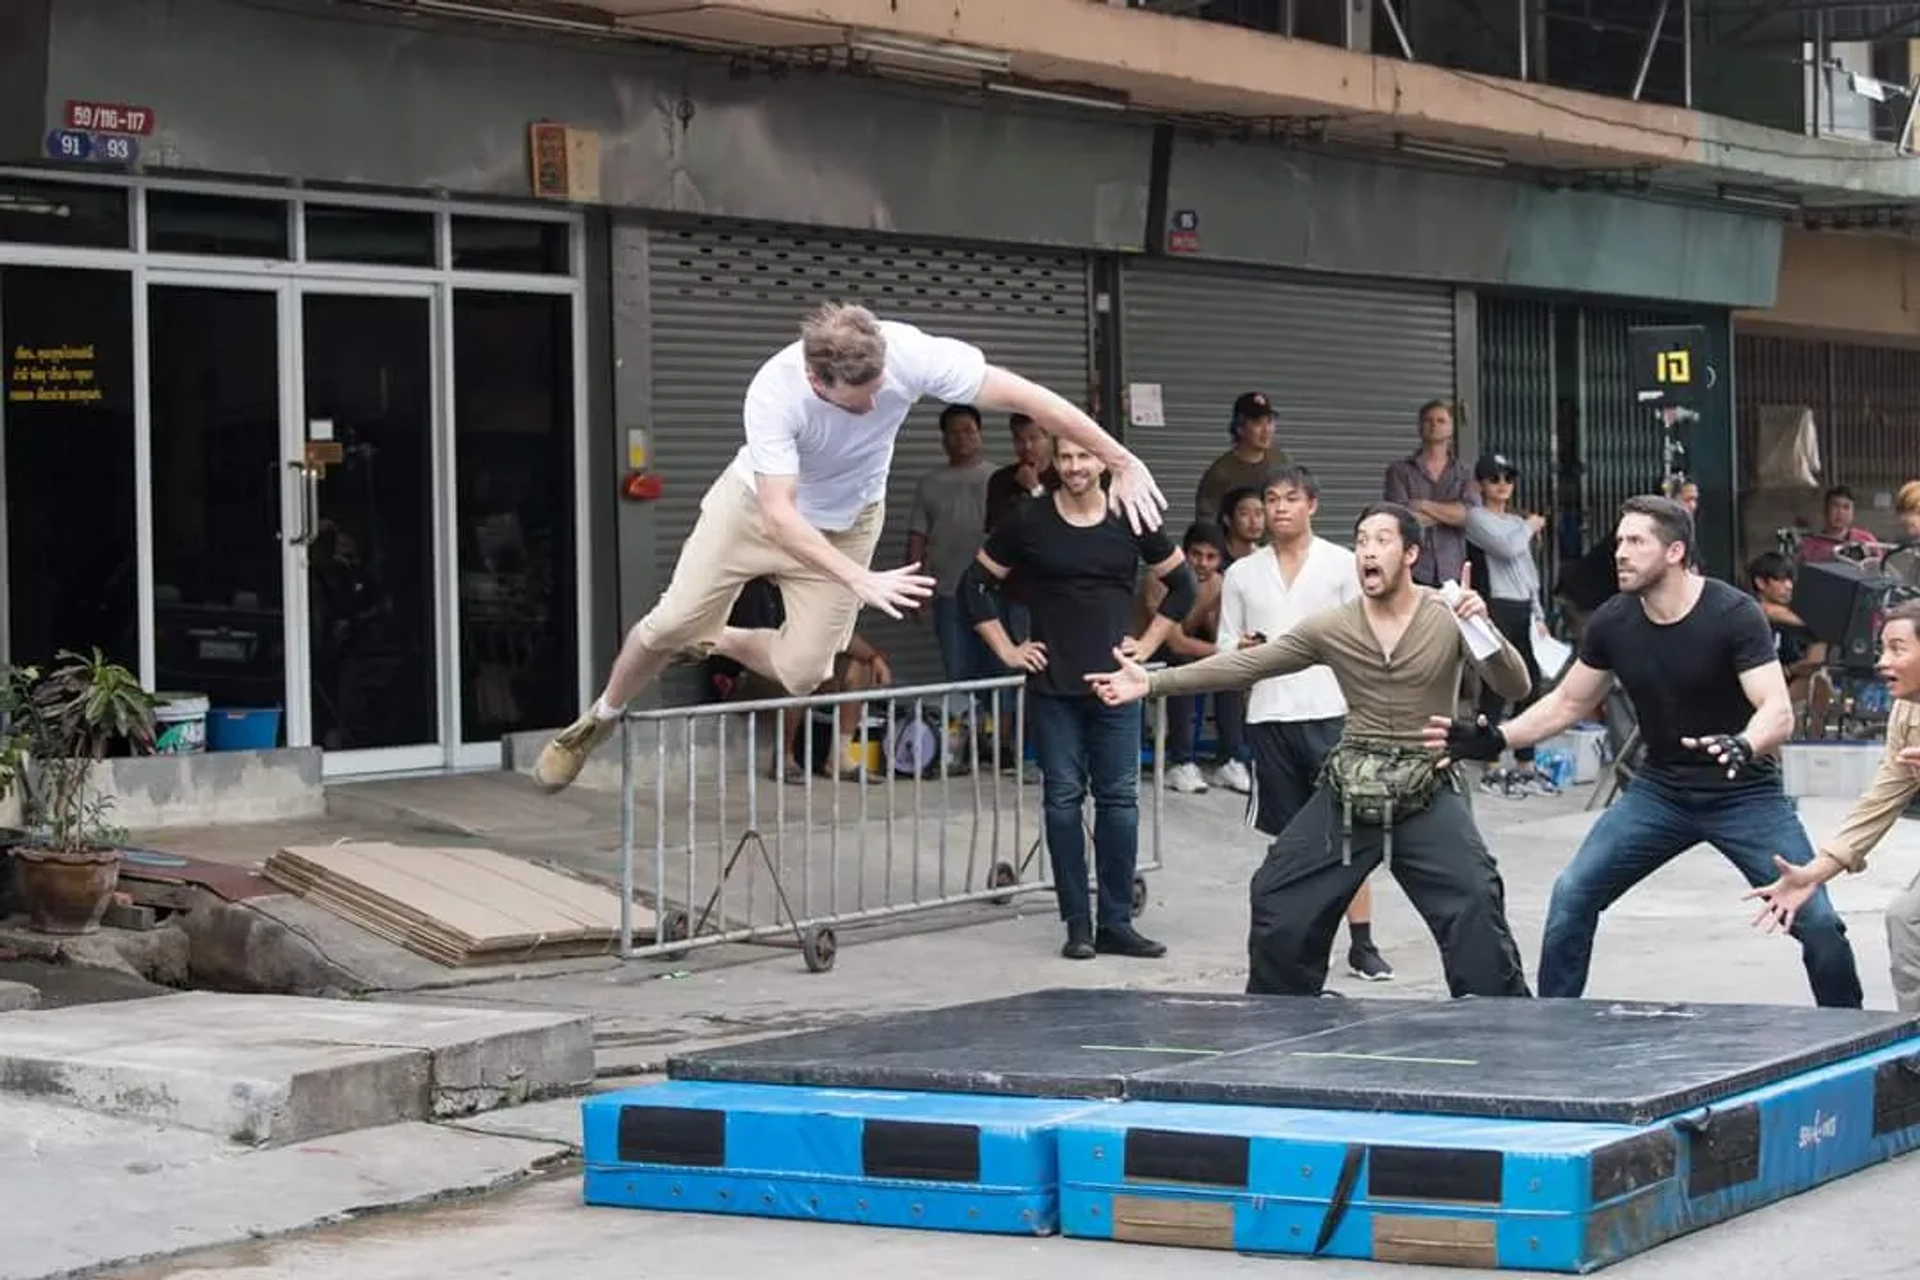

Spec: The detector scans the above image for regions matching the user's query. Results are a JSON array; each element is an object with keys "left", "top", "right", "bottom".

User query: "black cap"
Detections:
[
  {"left": 1232, "top": 391, "right": 1274, "bottom": 423},
  {"left": 1475, "top": 452, "right": 1518, "bottom": 482}
]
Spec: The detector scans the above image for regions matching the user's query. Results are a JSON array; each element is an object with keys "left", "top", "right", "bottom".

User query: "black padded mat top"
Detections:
[
  {"left": 1131, "top": 997, "right": 1920, "bottom": 1124},
  {"left": 667, "top": 988, "right": 1428, "bottom": 1099},
  {"left": 669, "top": 989, "right": 1920, "bottom": 1124}
]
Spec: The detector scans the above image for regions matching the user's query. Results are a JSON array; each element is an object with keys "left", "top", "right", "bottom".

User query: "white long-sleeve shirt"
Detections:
[{"left": 1218, "top": 536, "right": 1357, "bottom": 725}]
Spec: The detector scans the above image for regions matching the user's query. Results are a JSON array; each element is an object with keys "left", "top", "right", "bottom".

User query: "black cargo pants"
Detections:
[{"left": 1245, "top": 782, "right": 1533, "bottom": 999}]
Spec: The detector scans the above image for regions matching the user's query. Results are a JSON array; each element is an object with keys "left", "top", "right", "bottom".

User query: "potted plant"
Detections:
[{"left": 0, "top": 648, "right": 157, "bottom": 934}]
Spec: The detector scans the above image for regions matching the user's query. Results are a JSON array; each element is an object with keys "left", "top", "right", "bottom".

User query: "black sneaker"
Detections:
[
  {"left": 1348, "top": 940, "right": 1394, "bottom": 982},
  {"left": 1095, "top": 924, "right": 1168, "bottom": 959},
  {"left": 1062, "top": 921, "right": 1096, "bottom": 960}
]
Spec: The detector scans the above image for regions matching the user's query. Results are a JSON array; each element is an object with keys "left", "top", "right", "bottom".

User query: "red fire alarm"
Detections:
[{"left": 623, "top": 471, "right": 662, "bottom": 501}]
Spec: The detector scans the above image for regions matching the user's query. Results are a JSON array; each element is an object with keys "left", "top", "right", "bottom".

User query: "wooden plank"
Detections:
[
  {"left": 413, "top": 845, "right": 656, "bottom": 932},
  {"left": 275, "top": 843, "right": 599, "bottom": 946},
  {"left": 260, "top": 839, "right": 661, "bottom": 968}
]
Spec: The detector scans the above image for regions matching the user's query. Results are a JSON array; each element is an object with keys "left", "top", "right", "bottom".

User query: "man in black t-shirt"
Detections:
[
  {"left": 1431, "top": 494, "right": 1864, "bottom": 1009},
  {"left": 961, "top": 435, "right": 1195, "bottom": 961}
]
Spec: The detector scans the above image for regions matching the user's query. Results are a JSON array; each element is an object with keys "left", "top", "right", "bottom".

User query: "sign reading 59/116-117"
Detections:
[
  {"left": 44, "top": 99, "right": 156, "bottom": 170},
  {"left": 1627, "top": 323, "right": 1711, "bottom": 411}
]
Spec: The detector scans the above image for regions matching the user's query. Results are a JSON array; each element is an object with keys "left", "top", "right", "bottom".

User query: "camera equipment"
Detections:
[{"left": 1792, "top": 558, "right": 1920, "bottom": 670}]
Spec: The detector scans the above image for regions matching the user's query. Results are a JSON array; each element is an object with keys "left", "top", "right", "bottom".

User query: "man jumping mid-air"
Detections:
[{"left": 534, "top": 302, "right": 1166, "bottom": 792}]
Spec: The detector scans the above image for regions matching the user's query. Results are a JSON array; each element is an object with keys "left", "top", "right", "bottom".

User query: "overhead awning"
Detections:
[{"left": 365, "top": 0, "right": 1920, "bottom": 216}]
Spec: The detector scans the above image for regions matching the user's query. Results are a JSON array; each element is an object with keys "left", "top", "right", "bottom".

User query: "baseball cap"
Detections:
[
  {"left": 1233, "top": 391, "right": 1274, "bottom": 423},
  {"left": 1475, "top": 452, "right": 1518, "bottom": 481}
]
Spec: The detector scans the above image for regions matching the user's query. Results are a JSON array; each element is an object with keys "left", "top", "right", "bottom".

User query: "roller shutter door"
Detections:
[
  {"left": 1120, "top": 259, "right": 1457, "bottom": 539},
  {"left": 1477, "top": 295, "right": 1559, "bottom": 589},
  {"left": 646, "top": 219, "right": 1092, "bottom": 701},
  {"left": 1477, "top": 296, "right": 1558, "bottom": 518}
]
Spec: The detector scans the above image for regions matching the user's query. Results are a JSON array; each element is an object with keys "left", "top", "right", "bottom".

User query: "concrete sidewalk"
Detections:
[
  {"left": 3, "top": 1098, "right": 572, "bottom": 1280},
  {"left": 15, "top": 770, "right": 1920, "bottom": 1280},
  {"left": 386, "top": 780, "right": 1920, "bottom": 1075},
  {"left": 0, "top": 992, "right": 595, "bottom": 1280}
]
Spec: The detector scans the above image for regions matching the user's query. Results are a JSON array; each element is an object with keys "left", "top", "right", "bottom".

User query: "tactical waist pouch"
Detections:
[{"left": 1321, "top": 737, "right": 1444, "bottom": 863}]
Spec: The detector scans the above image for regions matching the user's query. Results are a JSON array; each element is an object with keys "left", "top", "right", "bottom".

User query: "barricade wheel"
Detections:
[
  {"left": 659, "top": 909, "right": 690, "bottom": 943},
  {"left": 1131, "top": 875, "right": 1148, "bottom": 919},
  {"left": 655, "top": 908, "right": 691, "bottom": 962},
  {"left": 801, "top": 925, "right": 837, "bottom": 973},
  {"left": 988, "top": 860, "right": 1018, "bottom": 904}
]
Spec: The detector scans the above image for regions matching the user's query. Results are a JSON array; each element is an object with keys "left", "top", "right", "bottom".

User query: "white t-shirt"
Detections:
[
  {"left": 1218, "top": 536, "right": 1358, "bottom": 725},
  {"left": 727, "top": 320, "right": 990, "bottom": 530}
]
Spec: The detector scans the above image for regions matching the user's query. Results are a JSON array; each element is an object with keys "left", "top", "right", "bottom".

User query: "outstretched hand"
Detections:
[
  {"left": 1744, "top": 854, "right": 1824, "bottom": 934},
  {"left": 854, "top": 563, "right": 937, "bottom": 619},
  {"left": 1106, "top": 454, "right": 1168, "bottom": 535},
  {"left": 1085, "top": 646, "right": 1152, "bottom": 707}
]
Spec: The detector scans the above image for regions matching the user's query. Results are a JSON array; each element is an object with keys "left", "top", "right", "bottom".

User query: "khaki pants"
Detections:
[
  {"left": 636, "top": 473, "right": 884, "bottom": 695},
  {"left": 1887, "top": 873, "right": 1920, "bottom": 1011}
]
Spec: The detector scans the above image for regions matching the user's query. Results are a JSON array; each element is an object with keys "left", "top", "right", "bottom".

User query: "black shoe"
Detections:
[
  {"left": 1062, "top": 921, "right": 1096, "bottom": 960},
  {"left": 1348, "top": 939, "right": 1395, "bottom": 982},
  {"left": 1095, "top": 924, "right": 1167, "bottom": 959}
]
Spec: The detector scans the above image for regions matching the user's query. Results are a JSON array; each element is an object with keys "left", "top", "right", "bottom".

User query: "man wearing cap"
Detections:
[
  {"left": 1383, "top": 400, "right": 1480, "bottom": 590},
  {"left": 1463, "top": 452, "right": 1556, "bottom": 796},
  {"left": 1195, "top": 392, "right": 1289, "bottom": 528}
]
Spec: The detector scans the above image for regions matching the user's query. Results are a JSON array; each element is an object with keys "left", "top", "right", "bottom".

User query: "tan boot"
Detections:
[{"left": 533, "top": 710, "right": 617, "bottom": 793}]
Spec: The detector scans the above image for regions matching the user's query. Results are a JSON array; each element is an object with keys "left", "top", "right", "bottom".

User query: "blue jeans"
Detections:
[
  {"left": 931, "top": 595, "right": 1000, "bottom": 685},
  {"left": 1029, "top": 692, "right": 1142, "bottom": 931},
  {"left": 1539, "top": 770, "right": 1863, "bottom": 1008},
  {"left": 933, "top": 594, "right": 1025, "bottom": 760}
]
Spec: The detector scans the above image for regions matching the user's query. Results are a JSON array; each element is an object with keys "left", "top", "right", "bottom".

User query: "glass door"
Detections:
[
  {"left": 297, "top": 286, "right": 444, "bottom": 775},
  {"left": 146, "top": 276, "right": 295, "bottom": 744}
]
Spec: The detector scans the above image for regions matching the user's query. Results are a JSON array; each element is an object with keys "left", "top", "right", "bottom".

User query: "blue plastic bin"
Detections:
[{"left": 206, "top": 707, "right": 282, "bottom": 751}]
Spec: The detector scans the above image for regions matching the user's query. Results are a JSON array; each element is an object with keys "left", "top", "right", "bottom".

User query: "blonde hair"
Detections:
[
  {"left": 800, "top": 303, "right": 886, "bottom": 387},
  {"left": 1898, "top": 480, "right": 1920, "bottom": 517}
]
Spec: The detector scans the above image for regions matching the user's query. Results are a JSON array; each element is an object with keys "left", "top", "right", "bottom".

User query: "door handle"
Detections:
[
  {"left": 285, "top": 460, "right": 315, "bottom": 546},
  {"left": 304, "top": 462, "right": 321, "bottom": 548}
]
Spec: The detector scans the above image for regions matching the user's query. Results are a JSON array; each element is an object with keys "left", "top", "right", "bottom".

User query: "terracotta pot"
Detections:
[
  {"left": 11, "top": 845, "right": 121, "bottom": 935},
  {"left": 0, "top": 828, "right": 24, "bottom": 918}
]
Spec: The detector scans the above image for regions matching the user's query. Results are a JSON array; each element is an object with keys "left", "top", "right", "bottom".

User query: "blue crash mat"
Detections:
[
  {"left": 1057, "top": 1035, "right": 1920, "bottom": 1273},
  {"left": 582, "top": 1079, "right": 1111, "bottom": 1236}
]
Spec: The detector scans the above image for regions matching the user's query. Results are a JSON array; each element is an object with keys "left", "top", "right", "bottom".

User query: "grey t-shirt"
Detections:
[
  {"left": 908, "top": 460, "right": 995, "bottom": 596},
  {"left": 1463, "top": 508, "right": 1541, "bottom": 604}
]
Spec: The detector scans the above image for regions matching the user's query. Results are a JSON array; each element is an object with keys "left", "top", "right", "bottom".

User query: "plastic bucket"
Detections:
[
  {"left": 206, "top": 706, "right": 283, "bottom": 752},
  {"left": 152, "top": 692, "right": 210, "bottom": 755}
]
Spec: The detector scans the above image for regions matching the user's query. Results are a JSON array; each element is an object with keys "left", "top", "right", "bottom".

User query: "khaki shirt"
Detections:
[
  {"left": 1195, "top": 448, "right": 1289, "bottom": 527},
  {"left": 1818, "top": 698, "right": 1920, "bottom": 873},
  {"left": 1148, "top": 591, "right": 1530, "bottom": 748}
]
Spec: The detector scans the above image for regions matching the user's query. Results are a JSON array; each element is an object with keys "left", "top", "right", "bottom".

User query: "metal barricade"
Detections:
[{"left": 615, "top": 673, "right": 1167, "bottom": 972}]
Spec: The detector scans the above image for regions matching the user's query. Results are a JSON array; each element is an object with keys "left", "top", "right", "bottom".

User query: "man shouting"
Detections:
[{"left": 1089, "top": 503, "right": 1534, "bottom": 999}]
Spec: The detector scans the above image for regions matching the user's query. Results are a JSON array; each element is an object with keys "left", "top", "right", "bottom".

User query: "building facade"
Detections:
[
  {"left": 1, "top": 0, "right": 1910, "bottom": 777},
  {"left": 1733, "top": 227, "right": 1920, "bottom": 567}
]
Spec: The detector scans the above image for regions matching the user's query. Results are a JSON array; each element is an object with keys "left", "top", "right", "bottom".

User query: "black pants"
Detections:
[
  {"left": 1475, "top": 598, "right": 1544, "bottom": 764},
  {"left": 1247, "top": 717, "right": 1344, "bottom": 837},
  {"left": 1166, "top": 680, "right": 1246, "bottom": 766},
  {"left": 1245, "top": 784, "right": 1532, "bottom": 999}
]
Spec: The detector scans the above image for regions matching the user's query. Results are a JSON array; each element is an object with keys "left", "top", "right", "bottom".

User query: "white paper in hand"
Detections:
[{"left": 1440, "top": 580, "right": 1506, "bottom": 662}]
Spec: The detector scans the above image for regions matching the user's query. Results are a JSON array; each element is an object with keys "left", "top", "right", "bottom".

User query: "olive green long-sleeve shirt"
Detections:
[
  {"left": 1817, "top": 698, "right": 1920, "bottom": 874},
  {"left": 1147, "top": 590, "right": 1532, "bottom": 748}
]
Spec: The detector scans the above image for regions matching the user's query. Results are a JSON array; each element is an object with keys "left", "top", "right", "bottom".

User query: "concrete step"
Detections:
[
  {"left": 2, "top": 1094, "right": 570, "bottom": 1280},
  {"left": 0, "top": 990, "right": 594, "bottom": 1147}
]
